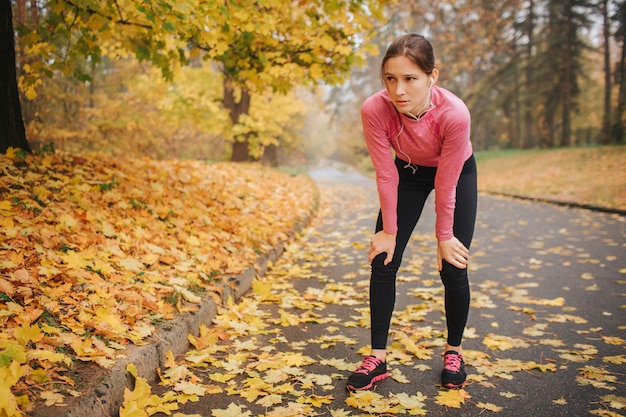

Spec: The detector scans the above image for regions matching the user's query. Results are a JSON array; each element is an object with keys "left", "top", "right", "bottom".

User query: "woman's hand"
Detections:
[
  {"left": 437, "top": 237, "right": 469, "bottom": 270},
  {"left": 368, "top": 231, "right": 397, "bottom": 265}
]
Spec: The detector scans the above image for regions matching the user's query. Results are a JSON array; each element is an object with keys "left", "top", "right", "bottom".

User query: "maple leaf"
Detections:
[
  {"left": 27, "top": 349, "right": 73, "bottom": 367},
  {"left": 392, "top": 392, "right": 427, "bottom": 413},
  {"left": 319, "top": 357, "right": 353, "bottom": 371},
  {"left": 345, "top": 390, "right": 383, "bottom": 409},
  {"left": 330, "top": 409, "right": 352, "bottom": 417},
  {"left": 589, "top": 410, "right": 624, "bottom": 417},
  {"left": 119, "top": 363, "right": 181, "bottom": 417},
  {"left": 209, "top": 372, "right": 238, "bottom": 383},
  {"left": 61, "top": 250, "right": 89, "bottom": 269},
  {"left": 211, "top": 403, "right": 251, "bottom": 417},
  {"left": 0, "top": 278, "right": 16, "bottom": 297},
  {"left": 603, "top": 355, "right": 626, "bottom": 364},
  {"left": 577, "top": 366, "right": 618, "bottom": 390},
  {"left": 296, "top": 394, "right": 334, "bottom": 407},
  {"left": 238, "top": 387, "right": 264, "bottom": 402},
  {"left": 0, "top": 361, "right": 25, "bottom": 417},
  {"left": 264, "top": 401, "right": 314, "bottom": 417},
  {"left": 398, "top": 335, "right": 434, "bottom": 360},
  {"left": 435, "top": 389, "right": 471, "bottom": 408},
  {"left": 0, "top": 342, "right": 27, "bottom": 366},
  {"left": 173, "top": 381, "right": 206, "bottom": 396},
  {"left": 482, "top": 334, "right": 531, "bottom": 350},
  {"left": 476, "top": 402, "right": 503, "bottom": 412},
  {"left": 297, "top": 372, "right": 333, "bottom": 388},
  {"left": 600, "top": 394, "right": 626, "bottom": 410},
  {"left": 40, "top": 390, "right": 65, "bottom": 407},
  {"left": 256, "top": 394, "right": 283, "bottom": 407},
  {"left": 252, "top": 280, "right": 274, "bottom": 300},
  {"left": 528, "top": 362, "right": 556, "bottom": 373},
  {"left": 602, "top": 336, "right": 626, "bottom": 346},
  {"left": 281, "top": 352, "right": 316, "bottom": 367},
  {"left": 390, "top": 368, "right": 410, "bottom": 384}
]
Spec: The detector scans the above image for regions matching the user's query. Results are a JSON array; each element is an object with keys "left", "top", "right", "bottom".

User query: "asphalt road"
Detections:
[{"left": 150, "top": 161, "right": 625, "bottom": 417}]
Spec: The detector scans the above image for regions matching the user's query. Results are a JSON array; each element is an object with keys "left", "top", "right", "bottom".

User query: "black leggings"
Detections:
[{"left": 370, "top": 155, "right": 477, "bottom": 349}]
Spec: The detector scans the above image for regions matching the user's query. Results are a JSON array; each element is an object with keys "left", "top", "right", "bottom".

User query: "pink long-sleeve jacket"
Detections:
[{"left": 361, "top": 86, "right": 473, "bottom": 241}]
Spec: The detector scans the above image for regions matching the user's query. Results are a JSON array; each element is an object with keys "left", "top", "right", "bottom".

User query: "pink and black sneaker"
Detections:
[
  {"left": 441, "top": 350, "right": 466, "bottom": 388},
  {"left": 346, "top": 355, "right": 389, "bottom": 391}
]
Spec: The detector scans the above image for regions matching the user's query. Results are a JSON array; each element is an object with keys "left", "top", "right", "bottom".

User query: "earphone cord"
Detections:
[
  {"left": 408, "top": 87, "right": 433, "bottom": 120},
  {"left": 395, "top": 85, "right": 434, "bottom": 174},
  {"left": 394, "top": 119, "right": 418, "bottom": 174}
]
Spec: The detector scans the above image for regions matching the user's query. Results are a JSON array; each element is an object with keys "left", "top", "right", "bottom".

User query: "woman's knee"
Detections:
[
  {"left": 439, "top": 262, "right": 469, "bottom": 290},
  {"left": 371, "top": 259, "right": 400, "bottom": 284}
]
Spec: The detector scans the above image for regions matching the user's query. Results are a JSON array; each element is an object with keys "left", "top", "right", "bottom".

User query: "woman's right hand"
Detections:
[{"left": 368, "top": 231, "right": 397, "bottom": 265}]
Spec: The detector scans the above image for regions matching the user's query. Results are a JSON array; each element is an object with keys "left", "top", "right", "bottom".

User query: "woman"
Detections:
[{"left": 346, "top": 33, "right": 477, "bottom": 391}]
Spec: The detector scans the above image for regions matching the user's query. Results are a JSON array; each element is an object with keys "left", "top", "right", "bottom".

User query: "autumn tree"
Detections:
[
  {"left": 4, "top": 0, "right": 388, "bottom": 161},
  {"left": 333, "top": 0, "right": 616, "bottom": 153},
  {"left": 186, "top": 0, "right": 388, "bottom": 162}
]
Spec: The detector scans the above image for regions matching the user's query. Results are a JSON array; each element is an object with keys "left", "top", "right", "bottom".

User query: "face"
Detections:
[{"left": 383, "top": 56, "right": 438, "bottom": 116}]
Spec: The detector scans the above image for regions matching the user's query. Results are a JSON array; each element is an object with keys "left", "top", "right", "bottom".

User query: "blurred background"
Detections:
[{"left": 6, "top": 0, "right": 624, "bottom": 172}]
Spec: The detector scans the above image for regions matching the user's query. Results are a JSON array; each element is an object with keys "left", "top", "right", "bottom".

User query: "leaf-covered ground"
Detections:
[
  {"left": 2, "top": 150, "right": 625, "bottom": 417},
  {"left": 0, "top": 150, "right": 317, "bottom": 416},
  {"left": 118, "top": 165, "right": 625, "bottom": 417},
  {"left": 476, "top": 145, "right": 626, "bottom": 212}
]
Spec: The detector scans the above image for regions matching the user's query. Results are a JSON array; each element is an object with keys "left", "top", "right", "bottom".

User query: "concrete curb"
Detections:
[
  {"left": 51, "top": 217, "right": 313, "bottom": 417},
  {"left": 484, "top": 191, "right": 626, "bottom": 216}
]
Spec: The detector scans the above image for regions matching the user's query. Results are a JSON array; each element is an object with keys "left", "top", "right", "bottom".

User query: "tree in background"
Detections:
[
  {"left": 600, "top": 0, "right": 613, "bottom": 145},
  {"left": 3, "top": 0, "right": 389, "bottom": 162},
  {"left": 540, "top": 0, "right": 592, "bottom": 147},
  {"left": 7, "top": 0, "right": 626, "bottom": 162},
  {"left": 327, "top": 0, "right": 626, "bottom": 164},
  {"left": 195, "top": 1, "right": 387, "bottom": 162},
  {"left": 524, "top": 0, "right": 537, "bottom": 149}
]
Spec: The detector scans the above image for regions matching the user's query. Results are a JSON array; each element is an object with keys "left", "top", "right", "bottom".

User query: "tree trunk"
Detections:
[
  {"left": 0, "top": 1, "right": 30, "bottom": 153},
  {"left": 511, "top": 30, "right": 521, "bottom": 149},
  {"left": 524, "top": 0, "right": 535, "bottom": 149},
  {"left": 29, "top": 0, "right": 37, "bottom": 22},
  {"left": 223, "top": 76, "right": 252, "bottom": 162},
  {"left": 611, "top": 0, "right": 626, "bottom": 143},
  {"left": 16, "top": 0, "right": 26, "bottom": 24},
  {"left": 561, "top": 0, "right": 573, "bottom": 147},
  {"left": 262, "top": 143, "right": 279, "bottom": 167},
  {"left": 601, "top": 0, "right": 612, "bottom": 145},
  {"left": 613, "top": 33, "right": 626, "bottom": 142}
]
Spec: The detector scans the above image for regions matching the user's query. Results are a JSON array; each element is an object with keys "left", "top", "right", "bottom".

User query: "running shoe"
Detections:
[
  {"left": 346, "top": 355, "right": 389, "bottom": 391},
  {"left": 441, "top": 350, "right": 466, "bottom": 388}
]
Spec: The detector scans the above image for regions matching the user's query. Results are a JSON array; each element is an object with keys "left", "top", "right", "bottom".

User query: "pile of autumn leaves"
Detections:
[{"left": 0, "top": 149, "right": 317, "bottom": 416}]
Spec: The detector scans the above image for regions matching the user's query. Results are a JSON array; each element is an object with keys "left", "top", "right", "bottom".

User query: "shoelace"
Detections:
[
  {"left": 355, "top": 356, "right": 381, "bottom": 374},
  {"left": 443, "top": 353, "right": 463, "bottom": 372}
]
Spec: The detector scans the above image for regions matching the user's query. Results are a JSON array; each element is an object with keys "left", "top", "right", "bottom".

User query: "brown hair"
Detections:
[{"left": 380, "top": 34, "right": 436, "bottom": 80}]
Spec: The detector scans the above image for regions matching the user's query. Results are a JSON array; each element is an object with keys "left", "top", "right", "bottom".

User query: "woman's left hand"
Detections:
[{"left": 437, "top": 237, "right": 469, "bottom": 270}]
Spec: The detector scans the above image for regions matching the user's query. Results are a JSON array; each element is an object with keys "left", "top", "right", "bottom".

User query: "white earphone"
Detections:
[{"left": 429, "top": 78, "right": 434, "bottom": 86}]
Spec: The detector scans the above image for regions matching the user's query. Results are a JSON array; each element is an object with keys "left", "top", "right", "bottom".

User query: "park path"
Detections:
[{"left": 150, "top": 161, "right": 626, "bottom": 417}]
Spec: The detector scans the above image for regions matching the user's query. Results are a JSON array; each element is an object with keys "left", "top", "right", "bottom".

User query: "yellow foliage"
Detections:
[
  {"left": 0, "top": 151, "right": 316, "bottom": 414},
  {"left": 0, "top": 361, "right": 26, "bottom": 417}
]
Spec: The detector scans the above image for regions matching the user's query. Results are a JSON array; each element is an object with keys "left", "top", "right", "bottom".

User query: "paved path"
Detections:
[{"left": 151, "top": 163, "right": 625, "bottom": 417}]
